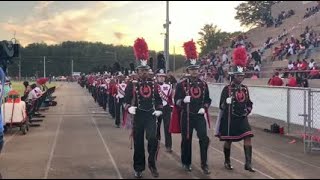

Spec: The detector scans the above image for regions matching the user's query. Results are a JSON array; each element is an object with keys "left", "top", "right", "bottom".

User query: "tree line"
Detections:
[{"left": 8, "top": 41, "right": 186, "bottom": 77}]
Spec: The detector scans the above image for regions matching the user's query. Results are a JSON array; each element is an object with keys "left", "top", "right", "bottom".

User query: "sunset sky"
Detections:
[{"left": 0, "top": 1, "right": 246, "bottom": 55}]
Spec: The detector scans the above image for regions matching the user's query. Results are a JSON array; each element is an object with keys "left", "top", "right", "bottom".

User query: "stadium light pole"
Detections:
[
  {"left": 44, "top": 56, "right": 46, "bottom": 78},
  {"left": 164, "top": 1, "right": 171, "bottom": 73}
]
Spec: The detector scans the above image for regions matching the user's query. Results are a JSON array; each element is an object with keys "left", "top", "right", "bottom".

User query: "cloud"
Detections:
[
  {"left": 1, "top": 2, "right": 112, "bottom": 46},
  {"left": 34, "top": 1, "right": 54, "bottom": 11},
  {"left": 33, "top": 1, "right": 54, "bottom": 20},
  {"left": 114, "top": 32, "right": 126, "bottom": 40},
  {"left": 101, "top": 1, "right": 131, "bottom": 8}
]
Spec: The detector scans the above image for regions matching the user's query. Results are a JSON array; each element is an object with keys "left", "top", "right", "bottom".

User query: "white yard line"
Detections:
[
  {"left": 92, "top": 117, "right": 123, "bottom": 179},
  {"left": 43, "top": 116, "right": 63, "bottom": 179},
  {"left": 193, "top": 137, "right": 275, "bottom": 179}
]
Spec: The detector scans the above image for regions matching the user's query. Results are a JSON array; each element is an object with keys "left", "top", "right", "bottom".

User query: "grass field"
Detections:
[{"left": 11, "top": 81, "right": 57, "bottom": 96}]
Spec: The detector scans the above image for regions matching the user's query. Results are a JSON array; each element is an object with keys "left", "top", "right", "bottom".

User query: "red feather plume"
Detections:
[
  {"left": 37, "top": 77, "right": 48, "bottom": 85},
  {"left": 183, "top": 40, "right": 198, "bottom": 60},
  {"left": 232, "top": 47, "right": 247, "bottom": 67},
  {"left": 133, "top": 38, "right": 149, "bottom": 61}
]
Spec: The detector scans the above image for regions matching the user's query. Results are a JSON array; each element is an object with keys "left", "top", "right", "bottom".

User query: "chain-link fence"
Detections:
[
  {"left": 305, "top": 90, "right": 320, "bottom": 152},
  {"left": 208, "top": 83, "right": 320, "bottom": 153},
  {"left": 287, "top": 88, "right": 309, "bottom": 137}
]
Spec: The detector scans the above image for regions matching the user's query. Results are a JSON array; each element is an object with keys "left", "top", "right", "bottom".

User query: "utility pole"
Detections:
[
  {"left": 19, "top": 54, "right": 21, "bottom": 81},
  {"left": 71, "top": 59, "right": 74, "bottom": 76},
  {"left": 173, "top": 46, "right": 176, "bottom": 73},
  {"left": 165, "top": 1, "right": 170, "bottom": 73},
  {"left": 44, "top": 56, "right": 46, "bottom": 78}
]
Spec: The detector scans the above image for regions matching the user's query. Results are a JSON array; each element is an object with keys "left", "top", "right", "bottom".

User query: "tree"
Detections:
[
  {"left": 197, "top": 24, "right": 232, "bottom": 56},
  {"left": 235, "top": 1, "right": 280, "bottom": 27},
  {"left": 7, "top": 41, "right": 186, "bottom": 77}
]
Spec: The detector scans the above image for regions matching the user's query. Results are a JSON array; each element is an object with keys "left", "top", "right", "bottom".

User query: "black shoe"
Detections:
[
  {"left": 182, "top": 164, "right": 192, "bottom": 172},
  {"left": 245, "top": 164, "right": 255, "bottom": 172},
  {"left": 149, "top": 166, "right": 159, "bottom": 178},
  {"left": 224, "top": 162, "right": 233, "bottom": 170},
  {"left": 115, "top": 125, "right": 120, "bottom": 128},
  {"left": 201, "top": 165, "right": 211, "bottom": 175},
  {"left": 134, "top": 171, "right": 142, "bottom": 179}
]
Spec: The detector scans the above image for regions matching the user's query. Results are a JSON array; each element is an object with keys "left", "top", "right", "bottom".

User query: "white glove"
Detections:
[
  {"left": 183, "top": 96, "right": 191, "bottom": 103},
  {"left": 128, "top": 106, "right": 137, "bottom": 115},
  {"left": 226, "top": 97, "right": 232, "bottom": 104},
  {"left": 198, "top": 108, "right": 205, "bottom": 115},
  {"left": 152, "top": 110, "right": 163, "bottom": 117},
  {"left": 116, "top": 94, "right": 120, "bottom": 99}
]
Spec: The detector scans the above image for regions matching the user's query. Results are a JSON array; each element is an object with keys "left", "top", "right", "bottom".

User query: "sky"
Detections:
[{"left": 0, "top": 1, "right": 246, "bottom": 55}]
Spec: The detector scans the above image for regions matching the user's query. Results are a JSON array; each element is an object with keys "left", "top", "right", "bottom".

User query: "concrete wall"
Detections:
[
  {"left": 208, "top": 84, "right": 320, "bottom": 128},
  {"left": 214, "top": 78, "right": 320, "bottom": 88}
]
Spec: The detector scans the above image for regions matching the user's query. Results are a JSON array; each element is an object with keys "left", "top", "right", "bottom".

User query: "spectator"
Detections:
[
  {"left": 2, "top": 90, "right": 27, "bottom": 123},
  {"left": 23, "top": 81, "right": 29, "bottom": 95},
  {"left": 309, "top": 59, "right": 314, "bottom": 69},
  {"left": 217, "top": 64, "right": 224, "bottom": 83},
  {"left": 27, "top": 84, "right": 39, "bottom": 102},
  {"left": 269, "top": 72, "right": 284, "bottom": 86},
  {"left": 222, "top": 52, "right": 228, "bottom": 65},
  {"left": 251, "top": 73, "right": 258, "bottom": 80},
  {"left": 22, "top": 81, "right": 31, "bottom": 102},
  {"left": 268, "top": 75, "right": 274, "bottom": 85},
  {"left": 309, "top": 67, "right": 320, "bottom": 79},
  {"left": 304, "top": 41, "right": 314, "bottom": 59},
  {"left": 248, "top": 64, "right": 254, "bottom": 71},
  {"left": 251, "top": 49, "right": 262, "bottom": 64},
  {"left": 296, "top": 59, "right": 302, "bottom": 70},
  {"left": 301, "top": 78, "right": 309, "bottom": 87},
  {"left": 301, "top": 59, "right": 308, "bottom": 70},
  {"left": 287, "top": 73, "right": 298, "bottom": 87},
  {"left": 3, "top": 78, "right": 11, "bottom": 100}
]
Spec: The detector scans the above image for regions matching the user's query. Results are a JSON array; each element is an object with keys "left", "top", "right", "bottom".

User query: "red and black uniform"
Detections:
[
  {"left": 115, "top": 81, "right": 127, "bottom": 126},
  {"left": 217, "top": 83, "right": 253, "bottom": 142},
  {"left": 156, "top": 82, "right": 173, "bottom": 150},
  {"left": 108, "top": 80, "right": 117, "bottom": 118},
  {"left": 124, "top": 78, "right": 163, "bottom": 173},
  {"left": 174, "top": 77, "right": 211, "bottom": 168}
]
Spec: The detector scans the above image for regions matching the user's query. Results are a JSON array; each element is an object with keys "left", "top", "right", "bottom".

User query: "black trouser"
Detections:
[
  {"left": 133, "top": 109, "right": 158, "bottom": 171},
  {"left": 181, "top": 112, "right": 210, "bottom": 167},
  {"left": 108, "top": 95, "right": 115, "bottom": 118},
  {"left": 103, "top": 93, "right": 108, "bottom": 110},
  {"left": 157, "top": 105, "right": 172, "bottom": 148},
  {"left": 98, "top": 91, "right": 102, "bottom": 106},
  {"left": 115, "top": 98, "right": 124, "bottom": 126},
  {"left": 99, "top": 91, "right": 104, "bottom": 107},
  {"left": 88, "top": 85, "right": 92, "bottom": 93},
  {"left": 93, "top": 87, "right": 98, "bottom": 102},
  {"left": 0, "top": 133, "right": 3, "bottom": 153}
]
